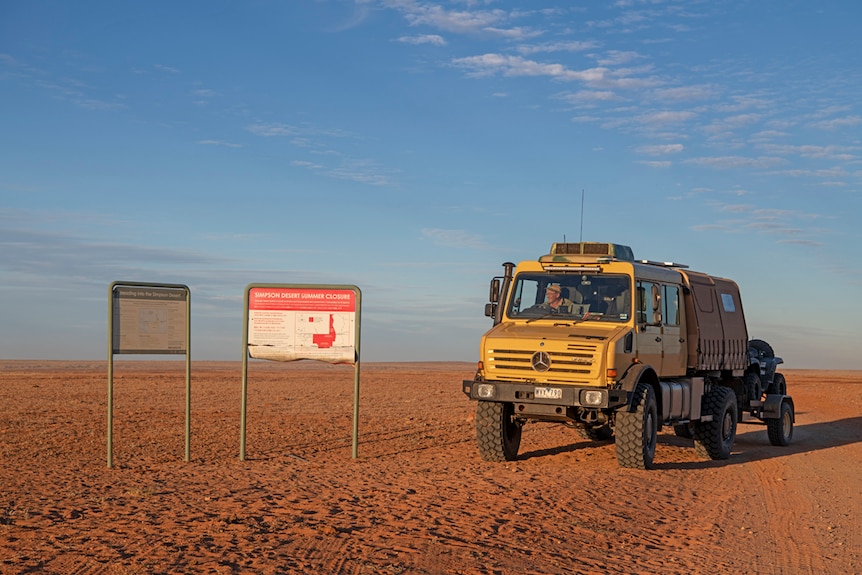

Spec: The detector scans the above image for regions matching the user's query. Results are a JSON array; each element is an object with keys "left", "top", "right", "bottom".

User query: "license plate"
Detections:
[{"left": 534, "top": 387, "right": 562, "bottom": 399}]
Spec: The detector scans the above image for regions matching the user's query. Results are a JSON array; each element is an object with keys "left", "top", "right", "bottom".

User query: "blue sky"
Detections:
[{"left": 1, "top": 1, "right": 860, "bottom": 369}]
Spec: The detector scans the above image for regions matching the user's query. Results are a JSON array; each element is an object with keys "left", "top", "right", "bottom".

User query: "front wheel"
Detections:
[
  {"left": 767, "top": 400, "right": 794, "bottom": 446},
  {"left": 694, "top": 386, "right": 737, "bottom": 460},
  {"left": 615, "top": 383, "right": 658, "bottom": 469},
  {"left": 475, "top": 401, "right": 522, "bottom": 462}
]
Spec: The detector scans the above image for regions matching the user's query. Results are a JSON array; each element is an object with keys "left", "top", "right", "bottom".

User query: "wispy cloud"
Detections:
[
  {"left": 758, "top": 143, "right": 860, "bottom": 161},
  {"left": 247, "top": 122, "right": 354, "bottom": 139},
  {"left": 638, "top": 160, "right": 672, "bottom": 168},
  {"left": 772, "top": 167, "right": 850, "bottom": 179},
  {"left": 556, "top": 90, "right": 619, "bottom": 105},
  {"left": 198, "top": 140, "right": 243, "bottom": 148},
  {"left": 452, "top": 54, "right": 606, "bottom": 82},
  {"left": 651, "top": 85, "right": 716, "bottom": 101},
  {"left": 692, "top": 202, "right": 829, "bottom": 247},
  {"left": 517, "top": 40, "right": 598, "bottom": 55},
  {"left": 809, "top": 115, "right": 862, "bottom": 130},
  {"left": 247, "top": 123, "right": 300, "bottom": 137},
  {"left": 777, "top": 238, "right": 824, "bottom": 246},
  {"left": 397, "top": 34, "right": 447, "bottom": 46},
  {"left": 636, "top": 143, "right": 684, "bottom": 155},
  {"left": 702, "top": 113, "right": 763, "bottom": 138},
  {"left": 153, "top": 63, "right": 180, "bottom": 74},
  {"left": 390, "top": 1, "right": 509, "bottom": 34},
  {"left": 452, "top": 52, "right": 662, "bottom": 90},
  {"left": 246, "top": 122, "right": 395, "bottom": 185},
  {"left": 0, "top": 225, "right": 233, "bottom": 286},
  {"left": 421, "top": 228, "right": 489, "bottom": 250},
  {"left": 684, "top": 156, "right": 786, "bottom": 170},
  {"left": 597, "top": 50, "right": 644, "bottom": 66}
]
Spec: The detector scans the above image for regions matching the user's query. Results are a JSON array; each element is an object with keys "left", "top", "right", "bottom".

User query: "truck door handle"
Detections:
[{"left": 655, "top": 337, "right": 662, "bottom": 343}]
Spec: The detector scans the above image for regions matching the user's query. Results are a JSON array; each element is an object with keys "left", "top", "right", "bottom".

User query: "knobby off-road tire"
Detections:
[
  {"left": 767, "top": 400, "right": 794, "bottom": 446},
  {"left": 749, "top": 339, "right": 774, "bottom": 358},
  {"left": 475, "top": 401, "right": 522, "bottom": 462},
  {"left": 615, "top": 383, "right": 658, "bottom": 469},
  {"left": 744, "top": 370, "right": 765, "bottom": 398},
  {"left": 694, "top": 386, "right": 737, "bottom": 460},
  {"left": 768, "top": 372, "right": 787, "bottom": 396}
]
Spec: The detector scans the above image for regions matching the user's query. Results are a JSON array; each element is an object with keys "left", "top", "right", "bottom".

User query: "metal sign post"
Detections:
[
  {"left": 107, "top": 281, "right": 191, "bottom": 468},
  {"left": 239, "top": 283, "right": 361, "bottom": 460}
]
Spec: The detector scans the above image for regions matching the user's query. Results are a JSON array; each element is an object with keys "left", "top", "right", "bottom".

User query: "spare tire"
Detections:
[{"left": 749, "top": 339, "right": 774, "bottom": 359}]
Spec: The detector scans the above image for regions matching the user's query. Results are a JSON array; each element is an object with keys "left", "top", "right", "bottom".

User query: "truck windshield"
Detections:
[{"left": 508, "top": 273, "right": 631, "bottom": 322}]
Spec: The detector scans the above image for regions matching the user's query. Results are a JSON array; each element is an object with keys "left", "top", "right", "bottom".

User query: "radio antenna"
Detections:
[{"left": 579, "top": 189, "right": 585, "bottom": 243}]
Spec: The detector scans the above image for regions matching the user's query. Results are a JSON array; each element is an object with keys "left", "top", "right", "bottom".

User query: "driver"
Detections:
[{"left": 539, "top": 284, "right": 574, "bottom": 314}]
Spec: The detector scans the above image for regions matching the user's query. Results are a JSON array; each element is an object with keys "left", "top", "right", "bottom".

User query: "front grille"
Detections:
[{"left": 487, "top": 343, "right": 600, "bottom": 384}]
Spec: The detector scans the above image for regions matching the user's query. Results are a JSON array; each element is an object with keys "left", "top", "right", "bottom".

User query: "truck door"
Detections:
[
  {"left": 635, "top": 281, "right": 664, "bottom": 371},
  {"left": 661, "top": 284, "right": 686, "bottom": 376}
]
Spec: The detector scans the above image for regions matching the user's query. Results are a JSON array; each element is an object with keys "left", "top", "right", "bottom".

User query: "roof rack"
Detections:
[
  {"left": 637, "top": 259, "right": 689, "bottom": 269},
  {"left": 549, "top": 242, "right": 634, "bottom": 261}
]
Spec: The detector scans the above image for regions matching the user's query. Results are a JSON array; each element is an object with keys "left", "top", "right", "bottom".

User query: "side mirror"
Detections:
[
  {"left": 484, "top": 303, "right": 497, "bottom": 318},
  {"left": 489, "top": 278, "right": 501, "bottom": 304}
]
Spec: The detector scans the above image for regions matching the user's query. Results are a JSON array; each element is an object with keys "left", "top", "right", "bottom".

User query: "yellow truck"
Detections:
[{"left": 462, "top": 242, "right": 794, "bottom": 469}]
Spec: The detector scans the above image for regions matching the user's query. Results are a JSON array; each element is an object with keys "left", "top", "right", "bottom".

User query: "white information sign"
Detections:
[
  {"left": 112, "top": 287, "right": 188, "bottom": 354},
  {"left": 247, "top": 287, "right": 357, "bottom": 364}
]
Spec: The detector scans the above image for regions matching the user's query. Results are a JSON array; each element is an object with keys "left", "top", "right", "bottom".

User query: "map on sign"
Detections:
[
  {"left": 139, "top": 308, "right": 168, "bottom": 334},
  {"left": 247, "top": 287, "right": 357, "bottom": 364},
  {"left": 298, "top": 313, "right": 349, "bottom": 349}
]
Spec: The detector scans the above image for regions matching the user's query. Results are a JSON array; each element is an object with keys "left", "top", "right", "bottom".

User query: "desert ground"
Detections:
[{"left": 0, "top": 360, "right": 860, "bottom": 574}]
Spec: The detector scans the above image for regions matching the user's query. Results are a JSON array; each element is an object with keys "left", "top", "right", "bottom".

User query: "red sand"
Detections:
[{"left": 1, "top": 361, "right": 860, "bottom": 574}]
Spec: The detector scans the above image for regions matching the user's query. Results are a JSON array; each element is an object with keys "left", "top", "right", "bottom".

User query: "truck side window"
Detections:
[
  {"left": 636, "top": 281, "right": 661, "bottom": 325},
  {"left": 651, "top": 284, "right": 662, "bottom": 324},
  {"left": 636, "top": 283, "right": 646, "bottom": 324},
  {"left": 663, "top": 285, "right": 680, "bottom": 326}
]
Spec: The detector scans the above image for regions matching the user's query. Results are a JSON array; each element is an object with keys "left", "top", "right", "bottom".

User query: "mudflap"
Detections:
[{"left": 760, "top": 394, "right": 794, "bottom": 421}]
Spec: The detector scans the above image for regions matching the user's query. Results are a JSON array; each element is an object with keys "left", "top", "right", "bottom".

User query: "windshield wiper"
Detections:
[{"left": 526, "top": 314, "right": 587, "bottom": 325}]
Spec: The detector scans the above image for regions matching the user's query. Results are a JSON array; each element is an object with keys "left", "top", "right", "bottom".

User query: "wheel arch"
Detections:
[{"left": 619, "top": 363, "right": 661, "bottom": 414}]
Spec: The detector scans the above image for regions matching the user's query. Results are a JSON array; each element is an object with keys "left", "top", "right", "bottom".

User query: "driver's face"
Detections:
[{"left": 546, "top": 288, "right": 561, "bottom": 303}]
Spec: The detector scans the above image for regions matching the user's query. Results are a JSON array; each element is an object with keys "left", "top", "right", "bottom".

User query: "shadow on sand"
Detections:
[{"left": 517, "top": 415, "right": 862, "bottom": 470}]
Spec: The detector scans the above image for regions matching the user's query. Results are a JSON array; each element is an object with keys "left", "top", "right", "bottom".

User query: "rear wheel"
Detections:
[
  {"left": 767, "top": 400, "right": 794, "bottom": 446},
  {"left": 475, "top": 401, "right": 522, "bottom": 462},
  {"left": 694, "top": 386, "right": 737, "bottom": 460},
  {"left": 616, "top": 383, "right": 658, "bottom": 469},
  {"left": 767, "top": 372, "right": 787, "bottom": 395}
]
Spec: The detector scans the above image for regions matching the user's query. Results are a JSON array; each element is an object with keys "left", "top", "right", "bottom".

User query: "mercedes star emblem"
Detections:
[{"left": 532, "top": 351, "right": 551, "bottom": 372}]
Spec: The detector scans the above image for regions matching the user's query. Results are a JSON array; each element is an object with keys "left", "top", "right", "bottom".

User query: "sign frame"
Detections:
[
  {"left": 239, "top": 283, "right": 362, "bottom": 460},
  {"left": 107, "top": 281, "right": 191, "bottom": 468}
]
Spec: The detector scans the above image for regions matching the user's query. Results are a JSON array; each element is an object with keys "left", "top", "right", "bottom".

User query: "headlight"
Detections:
[
  {"left": 475, "top": 383, "right": 496, "bottom": 399},
  {"left": 580, "top": 390, "right": 605, "bottom": 406}
]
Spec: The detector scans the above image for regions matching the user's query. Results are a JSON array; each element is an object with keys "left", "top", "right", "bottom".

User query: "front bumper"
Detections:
[{"left": 462, "top": 379, "right": 628, "bottom": 410}]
